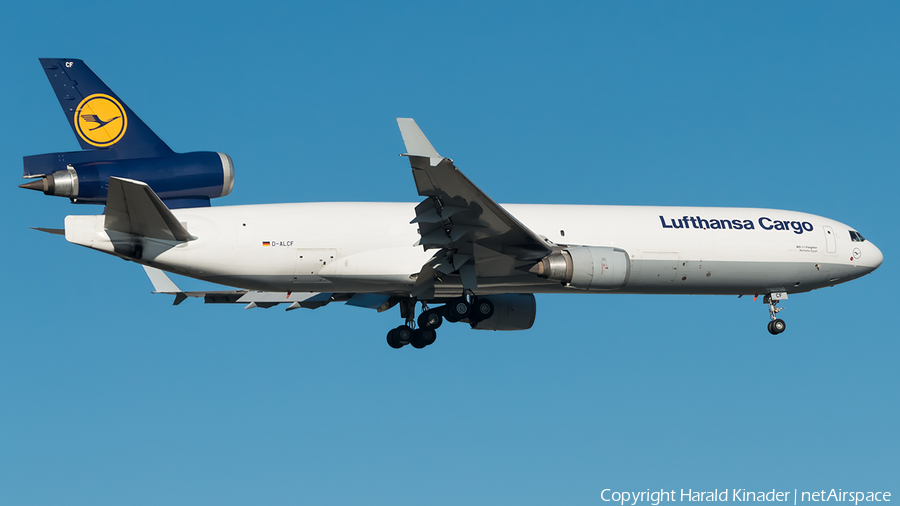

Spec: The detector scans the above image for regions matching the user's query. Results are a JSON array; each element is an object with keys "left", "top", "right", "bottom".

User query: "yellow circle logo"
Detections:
[{"left": 74, "top": 94, "right": 128, "bottom": 147}]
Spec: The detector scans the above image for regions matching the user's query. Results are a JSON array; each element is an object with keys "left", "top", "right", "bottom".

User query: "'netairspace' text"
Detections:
[{"left": 601, "top": 489, "right": 891, "bottom": 506}]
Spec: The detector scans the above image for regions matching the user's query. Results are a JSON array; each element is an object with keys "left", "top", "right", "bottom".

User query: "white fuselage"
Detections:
[{"left": 64, "top": 203, "right": 883, "bottom": 297}]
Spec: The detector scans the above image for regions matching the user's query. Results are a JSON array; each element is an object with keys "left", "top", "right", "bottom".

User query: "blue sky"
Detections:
[{"left": 1, "top": 1, "right": 897, "bottom": 504}]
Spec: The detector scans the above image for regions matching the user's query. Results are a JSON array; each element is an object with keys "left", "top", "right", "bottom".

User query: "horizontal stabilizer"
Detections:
[
  {"left": 31, "top": 227, "right": 65, "bottom": 236},
  {"left": 105, "top": 177, "right": 192, "bottom": 241}
]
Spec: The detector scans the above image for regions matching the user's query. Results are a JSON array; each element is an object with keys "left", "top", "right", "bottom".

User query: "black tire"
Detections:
[
  {"left": 772, "top": 319, "right": 786, "bottom": 334},
  {"left": 470, "top": 299, "right": 494, "bottom": 322},
  {"left": 767, "top": 321, "right": 776, "bottom": 335},
  {"left": 420, "top": 328, "right": 437, "bottom": 346},
  {"left": 410, "top": 329, "right": 427, "bottom": 349},
  {"left": 445, "top": 300, "right": 470, "bottom": 323},
  {"left": 386, "top": 329, "right": 404, "bottom": 349},
  {"left": 395, "top": 325, "right": 412, "bottom": 344},
  {"left": 417, "top": 310, "right": 443, "bottom": 330}
]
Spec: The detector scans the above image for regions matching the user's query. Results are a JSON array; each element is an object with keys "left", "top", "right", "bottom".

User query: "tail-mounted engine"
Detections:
[{"left": 20, "top": 151, "right": 234, "bottom": 209}]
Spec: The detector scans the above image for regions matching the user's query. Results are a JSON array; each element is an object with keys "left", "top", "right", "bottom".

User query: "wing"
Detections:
[
  {"left": 397, "top": 118, "right": 553, "bottom": 298},
  {"left": 142, "top": 266, "right": 400, "bottom": 311},
  {"left": 80, "top": 114, "right": 101, "bottom": 123}
]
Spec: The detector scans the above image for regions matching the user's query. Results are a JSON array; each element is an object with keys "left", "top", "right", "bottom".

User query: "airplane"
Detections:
[{"left": 20, "top": 58, "right": 883, "bottom": 349}]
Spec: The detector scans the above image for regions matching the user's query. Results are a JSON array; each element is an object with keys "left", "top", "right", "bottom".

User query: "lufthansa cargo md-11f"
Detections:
[{"left": 20, "top": 59, "right": 883, "bottom": 348}]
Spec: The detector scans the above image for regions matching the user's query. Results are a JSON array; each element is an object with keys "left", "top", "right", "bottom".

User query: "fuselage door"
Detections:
[{"left": 823, "top": 226, "right": 837, "bottom": 253}]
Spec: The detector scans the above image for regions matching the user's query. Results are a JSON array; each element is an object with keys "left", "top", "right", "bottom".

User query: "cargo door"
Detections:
[{"left": 823, "top": 226, "right": 837, "bottom": 254}]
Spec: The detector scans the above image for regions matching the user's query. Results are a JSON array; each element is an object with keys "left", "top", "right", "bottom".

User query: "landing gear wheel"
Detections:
[
  {"left": 410, "top": 328, "right": 437, "bottom": 349},
  {"left": 470, "top": 299, "right": 494, "bottom": 322},
  {"left": 395, "top": 325, "right": 412, "bottom": 344},
  {"left": 445, "top": 299, "right": 471, "bottom": 323},
  {"left": 771, "top": 318, "right": 786, "bottom": 334},
  {"left": 387, "top": 325, "right": 412, "bottom": 348},
  {"left": 386, "top": 328, "right": 404, "bottom": 349},
  {"left": 767, "top": 319, "right": 786, "bottom": 335},
  {"left": 410, "top": 331, "right": 427, "bottom": 349},
  {"left": 417, "top": 310, "right": 443, "bottom": 330},
  {"left": 420, "top": 328, "right": 437, "bottom": 346}
]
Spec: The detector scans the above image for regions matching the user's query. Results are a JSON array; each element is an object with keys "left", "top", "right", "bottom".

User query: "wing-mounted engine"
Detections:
[
  {"left": 531, "top": 246, "right": 631, "bottom": 290},
  {"left": 469, "top": 294, "right": 536, "bottom": 331}
]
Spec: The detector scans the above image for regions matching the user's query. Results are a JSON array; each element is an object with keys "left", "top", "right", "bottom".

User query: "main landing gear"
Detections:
[
  {"left": 763, "top": 293, "right": 787, "bottom": 335},
  {"left": 385, "top": 304, "right": 442, "bottom": 350},
  {"left": 386, "top": 297, "right": 494, "bottom": 349}
]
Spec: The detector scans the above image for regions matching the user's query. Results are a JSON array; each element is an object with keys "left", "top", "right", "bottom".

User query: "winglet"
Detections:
[{"left": 397, "top": 118, "right": 443, "bottom": 167}]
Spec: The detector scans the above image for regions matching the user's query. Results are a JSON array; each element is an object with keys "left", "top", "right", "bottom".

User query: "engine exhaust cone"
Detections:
[{"left": 19, "top": 179, "right": 46, "bottom": 192}]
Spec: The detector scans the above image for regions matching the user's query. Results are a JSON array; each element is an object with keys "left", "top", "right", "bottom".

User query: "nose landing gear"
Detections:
[{"left": 764, "top": 292, "right": 787, "bottom": 335}]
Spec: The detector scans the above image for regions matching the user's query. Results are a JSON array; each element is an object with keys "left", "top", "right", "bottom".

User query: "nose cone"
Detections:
[{"left": 869, "top": 243, "right": 884, "bottom": 271}]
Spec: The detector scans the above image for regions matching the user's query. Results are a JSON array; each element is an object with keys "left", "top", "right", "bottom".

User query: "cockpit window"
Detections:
[{"left": 849, "top": 230, "right": 866, "bottom": 242}]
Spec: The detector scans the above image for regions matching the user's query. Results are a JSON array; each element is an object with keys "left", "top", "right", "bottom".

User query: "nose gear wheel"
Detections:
[{"left": 763, "top": 293, "right": 787, "bottom": 335}]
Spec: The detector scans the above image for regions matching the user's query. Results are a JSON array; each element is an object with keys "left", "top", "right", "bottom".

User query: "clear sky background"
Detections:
[{"left": 1, "top": 2, "right": 897, "bottom": 505}]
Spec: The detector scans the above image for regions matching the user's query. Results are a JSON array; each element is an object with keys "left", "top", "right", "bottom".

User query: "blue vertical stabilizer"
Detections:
[{"left": 39, "top": 58, "right": 174, "bottom": 158}]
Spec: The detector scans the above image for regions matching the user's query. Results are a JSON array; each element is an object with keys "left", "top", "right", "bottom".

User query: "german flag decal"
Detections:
[{"left": 262, "top": 241, "right": 271, "bottom": 246}]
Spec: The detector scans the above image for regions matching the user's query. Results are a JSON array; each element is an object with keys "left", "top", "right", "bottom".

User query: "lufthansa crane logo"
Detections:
[{"left": 74, "top": 94, "right": 128, "bottom": 147}]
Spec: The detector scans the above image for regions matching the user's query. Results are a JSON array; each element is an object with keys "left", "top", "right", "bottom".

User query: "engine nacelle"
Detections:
[
  {"left": 470, "top": 294, "right": 536, "bottom": 331},
  {"left": 21, "top": 151, "right": 234, "bottom": 208},
  {"left": 532, "top": 246, "right": 630, "bottom": 290}
]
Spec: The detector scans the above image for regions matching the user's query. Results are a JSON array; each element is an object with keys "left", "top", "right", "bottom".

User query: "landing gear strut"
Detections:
[{"left": 764, "top": 292, "right": 787, "bottom": 335}]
